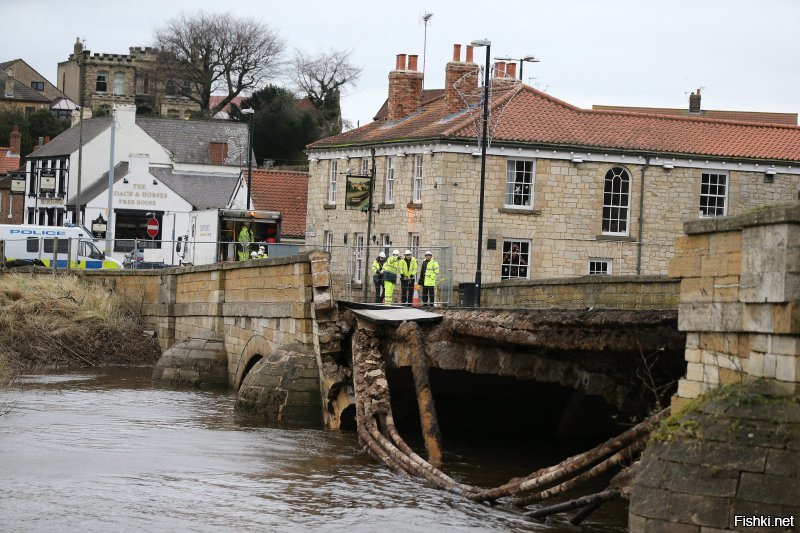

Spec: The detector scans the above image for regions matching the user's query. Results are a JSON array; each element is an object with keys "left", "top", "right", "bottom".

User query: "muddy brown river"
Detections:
[{"left": 0, "top": 367, "right": 627, "bottom": 532}]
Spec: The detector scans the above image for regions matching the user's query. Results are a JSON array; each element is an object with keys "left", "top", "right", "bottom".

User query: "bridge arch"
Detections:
[{"left": 233, "top": 334, "right": 272, "bottom": 389}]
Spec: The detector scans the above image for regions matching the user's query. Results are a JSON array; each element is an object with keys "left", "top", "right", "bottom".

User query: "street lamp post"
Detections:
[
  {"left": 471, "top": 38, "right": 491, "bottom": 308},
  {"left": 494, "top": 55, "right": 539, "bottom": 80},
  {"left": 241, "top": 108, "right": 255, "bottom": 210}
]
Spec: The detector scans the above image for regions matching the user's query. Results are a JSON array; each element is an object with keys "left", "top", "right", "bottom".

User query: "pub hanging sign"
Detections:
[
  {"left": 40, "top": 168, "right": 57, "bottom": 192},
  {"left": 10, "top": 173, "right": 26, "bottom": 194},
  {"left": 91, "top": 215, "right": 107, "bottom": 238}
]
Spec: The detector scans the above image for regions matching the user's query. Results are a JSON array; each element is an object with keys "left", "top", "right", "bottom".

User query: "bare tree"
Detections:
[
  {"left": 154, "top": 12, "right": 283, "bottom": 117},
  {"left": 291, "top": 49, "right": 361, "bottom": 135}
]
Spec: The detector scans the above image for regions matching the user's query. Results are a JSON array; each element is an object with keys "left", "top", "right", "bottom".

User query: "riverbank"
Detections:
[{"left": 0, "top": 272, "right": 161, "bottom": 380}]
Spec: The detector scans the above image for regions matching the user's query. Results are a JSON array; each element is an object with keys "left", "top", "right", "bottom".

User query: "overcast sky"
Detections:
[{"left": 4, "top": 0, "right": 799, "bottom": 127}]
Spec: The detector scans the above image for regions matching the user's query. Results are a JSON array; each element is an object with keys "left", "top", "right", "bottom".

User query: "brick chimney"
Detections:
[
  {"left": 387, "top": 53, "right": 424, "bottom": 121},
  {"left": 444, "top": 44, "right": 479, "bottom": 114},
  {"left": 9, "top": 125, "right": 21, "bottom": 155},
  {"left": 689, "top": 89, "right": 701, "bottom": 114},
  {"left": 492, "top": 61, "right": 517, "bottom": 92}
]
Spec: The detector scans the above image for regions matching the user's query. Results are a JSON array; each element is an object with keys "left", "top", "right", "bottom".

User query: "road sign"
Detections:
[{"left": 146, "top": 218, "right": 159, "bottom": 239}]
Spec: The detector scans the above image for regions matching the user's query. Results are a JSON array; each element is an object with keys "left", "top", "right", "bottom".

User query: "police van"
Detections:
[{"left": 0, "top": 225, "right": 123, "bottom": 269}]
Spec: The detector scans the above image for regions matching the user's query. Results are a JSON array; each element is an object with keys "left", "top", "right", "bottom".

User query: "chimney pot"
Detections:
[
  {"left": 452, "top": 44, "right": 462, "bottom": 62},
  {"left": 395, "top": 54, "right": 407, "bottom": 71},
  {"left": 408, "top": 55, "right": 418, "bottom": 71},
  {"left": 465, "top": 45, "right": 474, "bottom": 63}
]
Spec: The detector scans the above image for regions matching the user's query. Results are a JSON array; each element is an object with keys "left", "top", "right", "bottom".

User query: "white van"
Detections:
[{"left": 0, "top": 225, "right": 123, "bottom": 269}]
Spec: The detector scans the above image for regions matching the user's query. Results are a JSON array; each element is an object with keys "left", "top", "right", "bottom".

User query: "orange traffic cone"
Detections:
[{"left": 412, "top": 285, "right": 421, "bottom": 308}]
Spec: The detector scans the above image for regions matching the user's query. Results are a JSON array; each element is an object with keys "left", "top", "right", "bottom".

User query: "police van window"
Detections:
[
  {"left": 26, "top": 237, "right": 39, "bottom": 253},
  {"left": 43, "top": 238, "right": 69, "bottom": 254},
  {"left": 80, "top": 240, "right": 104, "bottom": 260}
]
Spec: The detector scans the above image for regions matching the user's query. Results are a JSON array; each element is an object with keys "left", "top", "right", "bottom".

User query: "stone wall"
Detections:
[
  {"left": 481, "top": 275, "right": 679, "bottom": 309},
  {"left": 668, "top": 204, "right": 800, "bottom": 403},
  {"left": 83, "top": 251, "right": 337, "bottom": 390}
]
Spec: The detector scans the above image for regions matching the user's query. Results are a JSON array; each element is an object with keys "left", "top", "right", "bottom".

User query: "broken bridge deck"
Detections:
[{"left": 344, "top": 303, "right": 444, "bottom": 325}]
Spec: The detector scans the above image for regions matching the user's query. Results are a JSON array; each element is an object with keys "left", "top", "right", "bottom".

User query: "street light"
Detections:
[
  {"left": 494, "top": 55, "right": 539, "bottom": 80},
  {"left": 241, "top": 108, "right": 255, "bottom": 210},
  {"left": 471, "top": 38, "right": 491, "bottom": 308}
]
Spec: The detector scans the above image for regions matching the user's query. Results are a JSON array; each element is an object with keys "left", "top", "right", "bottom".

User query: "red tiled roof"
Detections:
[
  {"left": 311, "top": 86, "right": 800, "bottom": 163},
  {"left": 0, "top": 148, "right": 21, "bottom": 174},
  {"left": 250, "top": 169, "right": 309, "bottom": 239},
  {"left": 373, "top": 89, "right": 445, "bottom": 121},
  {"left": 592, "top": 105, "right": 798, "bottom": 126}
]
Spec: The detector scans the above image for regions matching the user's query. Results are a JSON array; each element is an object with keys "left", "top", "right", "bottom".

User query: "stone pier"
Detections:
[{"left": 631, "top": 204, "right": 800, "bottom": 531}]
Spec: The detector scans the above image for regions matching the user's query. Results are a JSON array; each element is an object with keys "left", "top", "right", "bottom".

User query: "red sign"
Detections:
[{"left": 146, "top": 218, "right": 160, "bottom": 238}]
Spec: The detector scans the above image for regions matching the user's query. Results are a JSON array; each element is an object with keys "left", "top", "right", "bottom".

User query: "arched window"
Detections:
[
  {"left": 113, "top": 72, "right": 125, "bottom": 95},
  {"left": 602, "top": 166, "right": 631, "bottom": 235}
]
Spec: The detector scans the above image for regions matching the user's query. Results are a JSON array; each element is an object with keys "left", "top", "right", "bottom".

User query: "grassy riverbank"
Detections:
[{"left": 0, "top": 273, "right": 161, "bottom": 379}]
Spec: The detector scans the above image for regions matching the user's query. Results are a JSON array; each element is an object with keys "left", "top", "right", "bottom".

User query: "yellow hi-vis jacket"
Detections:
[
  {"left": 398, "top": 256, "right": 418, "bottom": 279},
  {"left": 419, "top": 258, "right": 439, "bottom": 286}
]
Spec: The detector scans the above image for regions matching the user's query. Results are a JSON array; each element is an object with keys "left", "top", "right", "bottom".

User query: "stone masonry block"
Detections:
[
  {"left": 677, "top": 378, "right": 708, "bottom": 399},
  {"left": 738, "top": 472, "right": 800, "bottom": 506},
  {"left": 679, "top": 303, "right": 742, "bottom": 332},
  {"left": 771, "top": 335, "right": 800, "bottom": 355},
  {"left": 742, "top": 304, "right": 773, "bottom": 333},
  {"left": 681, "top": 277, "right": 714, "bottom": 304},
  {"left": 775, "top": 354, "right": 799, "bottom": 382},
  {"left": 709, "top": 231, "right": 741, "bottom": 254},
  {"left": 686, "top": 333, "right": 700, "bottom": 349},
  {"left": 772, "top": 302, "right": 800, "bottom": 334},
  {"left": 712, "top": 275, "right": 739, "bottom": 303},
  {"left": 668, "top": 492, "right": 731, "bottom": 528},
  {"left": 699, "top": 333, "right": 739, "bottom": 355},
  {"left": 701, "top": 251, "right": 741, "bottom": 278},
  {"left": 669, "top": 253, "right": 702, "bottom": 279},
  {"left": 686, "top": 362, "right": 704, "bottom": 381},
  {"left": 685, "top": 348, "right": 702, "bottom": 363}
]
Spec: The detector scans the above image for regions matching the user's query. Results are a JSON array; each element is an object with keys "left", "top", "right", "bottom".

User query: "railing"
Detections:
[{"left": 0, "top": 237, "right": 454, "bottom": 305}]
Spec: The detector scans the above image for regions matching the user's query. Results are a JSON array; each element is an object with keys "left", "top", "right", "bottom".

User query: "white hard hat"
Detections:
[
  {"left": 393, "top": 249, "right": 400, "bottom": 255},
  {"left": 250, "top": 251, "right": 258, "bottom": 258},
  {"left": 404, "top": 249, "right": 412, "bottom": 255},
  {"left": 259, "top": 245, "right": 265, "bottom": 251},
  {"left": 425, "top": 250, "right": 432, "bottom": 256},
  {"left": 378, "top": 252, "right": 386, "bottom": 258}
]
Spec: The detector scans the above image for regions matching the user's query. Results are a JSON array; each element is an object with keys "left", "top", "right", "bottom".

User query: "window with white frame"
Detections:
[
  {"left": 602, "top": 166, "right": 631, "bottom": 235},
  {"left": 385, "top": 157, "right": 394, "bottom": 204},
  {"left": 412, "top": 155, "right": 423, "bottom": 203},
  {"left": 323, "top": 231, "right": 333, "bottom": 252},
  {"left": 700, "top": 172, "right": 727, "bottom": 217},
  {"left": 327, "top": 160, "right": 338, "bottom": 204},
  {"left": 505, "top": 160, "right": 534, "bottom": 207},
  {"left": 408, "top": 233, "right": 420, "bottom": 257},
  {"left": 113, "top": 72, "right": 125, "bottom": 95},
  {"left": 361, "top": 157, "right": 370, "bottom": 176},
  {"left": 353, "top": 233, "right": 365, "bottom": 283},
  {"left": 588, "top": 258, "right": 612, "bottom": 275},
  {"left": 501, "top": 239, "right": 531, "bottom": 279}
]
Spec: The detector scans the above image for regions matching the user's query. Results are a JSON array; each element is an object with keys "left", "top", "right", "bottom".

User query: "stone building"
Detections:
[
  {"left": 57, "top": 38, "right": 198, "bottom": 119},
  {"left": 305, "top": 44, "right": 800, "bottom": 286}
]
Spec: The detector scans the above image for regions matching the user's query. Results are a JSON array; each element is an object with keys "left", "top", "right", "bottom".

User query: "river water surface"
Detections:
[{"left": 0, "top": 367, "right": 627, "bottom": 532}]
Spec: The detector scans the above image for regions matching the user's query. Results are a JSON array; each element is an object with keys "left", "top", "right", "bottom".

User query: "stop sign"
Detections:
[{"left": 146, "top": 218, "right": 159, "bottom": 238}]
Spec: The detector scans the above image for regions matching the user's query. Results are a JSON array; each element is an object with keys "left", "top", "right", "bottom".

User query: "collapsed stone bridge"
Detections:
[
  {"left": 324, "top": 305, "right": 685, "bottom": 437},
  {"left": 81, "top": 253, "right": 685, "bottom": 436}
]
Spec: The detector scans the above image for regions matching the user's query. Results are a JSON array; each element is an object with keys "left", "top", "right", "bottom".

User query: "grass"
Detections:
[{"left": 0, "top": 272, "right": 161, "bottom": 377}]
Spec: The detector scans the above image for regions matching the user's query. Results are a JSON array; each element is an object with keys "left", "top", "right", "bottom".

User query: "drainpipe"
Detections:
[
  {"left": 636, "top": 157, "right": 650, "bottom": 276},
  {"left": 361, "top": 147, "right": 377, "bottom": 302}
]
